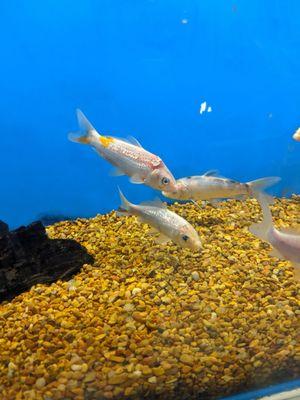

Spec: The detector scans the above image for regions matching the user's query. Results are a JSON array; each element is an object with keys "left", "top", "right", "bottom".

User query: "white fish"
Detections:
[
  {"left": 249, "top": 193, "right": 300, "bottom": 280},
  {"left": 292, "top": 127, "right": 300, "bottom": 141},
  {"left": 117, "top": 189, "right": 202, "bottom": 251},
  {"left": 69, "top": 109, "right": 177, "bottom": 192},
  {"left": 162, "top": 170, "right": 281, "bottom": 203}
]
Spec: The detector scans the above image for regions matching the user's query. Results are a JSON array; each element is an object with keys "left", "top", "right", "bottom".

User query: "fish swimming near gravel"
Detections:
[
  {"left": 249, "top": 193, "right": 300, "bottom": 280},
  {"left": 69, "top": 109, "right": 177, "bottom": 192},
  {"left": 117, "top": 188, "right": 202, "bottom": 251},
  {"left": 162, "top": 170, "right": 281, "bottom": 204}
]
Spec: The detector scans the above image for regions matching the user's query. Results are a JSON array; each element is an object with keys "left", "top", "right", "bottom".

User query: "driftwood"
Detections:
[{"left": 0, "top": 220, "right": 93, "bottom": 302}]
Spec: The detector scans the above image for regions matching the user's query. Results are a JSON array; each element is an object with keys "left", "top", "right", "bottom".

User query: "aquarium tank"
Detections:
[{"left": 0, "top": 1, "right": 299, "bottom": 400}]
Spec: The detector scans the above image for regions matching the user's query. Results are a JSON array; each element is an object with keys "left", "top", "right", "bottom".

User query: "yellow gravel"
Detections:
[{"left": 0, "top": 197, "right": 299, "bottom": 400}]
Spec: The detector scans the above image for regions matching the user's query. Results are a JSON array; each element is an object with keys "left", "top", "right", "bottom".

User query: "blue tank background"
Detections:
[{"left": 1, "top": 0, "right": 300, "bottom": 228}]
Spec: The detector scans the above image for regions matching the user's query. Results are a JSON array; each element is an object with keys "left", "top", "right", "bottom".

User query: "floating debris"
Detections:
[
  {"left": 199, "top": 101, "right": 207, "bottom": 114},
  {"left": 199, "top": 101, "right": 213, "bottom": 115},
  {"left": 292, "top": 128, "right": 300, "bottom": 142}
]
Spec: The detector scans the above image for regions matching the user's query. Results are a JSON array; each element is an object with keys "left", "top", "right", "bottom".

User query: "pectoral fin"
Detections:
[
  {"left": 129, "top": 175, "right": 145, "bottom": 184},
  {"left": 127, "top": 136, "right": 143, "bottom": 148},
  {"left": 155, "top": 233, "right": 171, "bottom": 245},
  {"left": 270, "top": 248, "right": 284, "bottom": 259},
  {"left": 203, "top": 169, "right": 219, "bottom": 177}
]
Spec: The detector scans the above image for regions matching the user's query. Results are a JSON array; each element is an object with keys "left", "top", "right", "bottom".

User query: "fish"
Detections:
[
  {"left": 249, "top": 193, "right": 300, "bottom": 280},
  {"left": 292, "top": 127, "right": 300, "bottom": 141},
  {"left": 68, "top": 109, "right": 177, "bottom": 192},
  {"left": 117, "top": 188, "right": 202, "bottom": 251},
  {"left": 162, "top": 170, "right": 281, "bottom": 204}
]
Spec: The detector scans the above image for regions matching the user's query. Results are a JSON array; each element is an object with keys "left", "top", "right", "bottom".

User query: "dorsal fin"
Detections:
[
  {"left": 127, "top": 136, "right": 143, "bottom": 148},
  {"left": 227, "top": 178, "right": 240, "bottom": 184},
  {"left": 203, "top": 169, "right": 219, "bottom": 177},
  {"left": 155, "top": 233, "right": 171, "bottom": 244},
  {"left": 140, "top": 197, "right": 167, "bottom": 209},
  {"left": 114, "top": 136, "right": 143, "bottom": 148}
]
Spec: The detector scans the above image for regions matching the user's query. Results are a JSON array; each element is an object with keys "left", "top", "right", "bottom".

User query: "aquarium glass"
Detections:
[{"left": 0, "top": 1, "right": 299, "bottom": 400}]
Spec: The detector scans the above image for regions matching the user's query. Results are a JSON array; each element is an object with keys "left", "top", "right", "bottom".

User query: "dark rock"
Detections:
[
  {"left": 38, "top": 214, "right": 76, "bottom": 226},
  {"left": 0, "top": 221, "right": 93, "bottom": 302},
  {"left": 0, "top": 221, "right": 9, "bottom": 237}
]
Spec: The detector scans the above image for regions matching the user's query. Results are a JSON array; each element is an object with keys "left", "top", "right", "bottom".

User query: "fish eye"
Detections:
[
  {"left": 182, "top": 235, "right": 189, "bottom": 242},
  {"left": 161, "top": 177, "right": 170, "bottom": 185}
]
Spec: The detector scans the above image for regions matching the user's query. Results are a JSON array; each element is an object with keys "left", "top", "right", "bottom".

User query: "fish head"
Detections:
[
  {"left": 146, "top": 167, "right": 177, "bottom": 191},
  {"left": 162, "top": 180, "right": 190, "bottom": 200},
  {"left": 176, "top": 225, "right": 202, "bottom": 251}
]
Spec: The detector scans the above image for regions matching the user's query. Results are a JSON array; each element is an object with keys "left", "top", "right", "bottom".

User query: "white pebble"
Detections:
[
  {"left": 199, "top": 101, "right": 207, "bottom": 114},
  {"left": 71, "top": 364, "right": 82, "bottom": 371},
  {"left": 148, "top": 376, "right": 157, "bottom": 383},
  {"left": 123, "top": 303, "right": 135, "bottom": 312},
  {"left": 132, "top": 287, "right": 142, "bottom": 296},
  {"left": 35, "top": 377, "right": 46, "bottom": 388},
  {"left": 191, "top": 271, "right": 200, "bottom": 281},
  {"left": 133, "top": 370, "right": 142, "bottom": 378}
]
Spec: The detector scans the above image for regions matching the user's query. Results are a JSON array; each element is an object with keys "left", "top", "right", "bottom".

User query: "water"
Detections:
[{"left": 0, "top": 1, "right": 299, "bottom": 399}]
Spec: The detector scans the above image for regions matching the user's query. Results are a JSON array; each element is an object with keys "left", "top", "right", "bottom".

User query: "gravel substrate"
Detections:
[{"left": 0, "top": 197, "right": 299, "bottom": 400}]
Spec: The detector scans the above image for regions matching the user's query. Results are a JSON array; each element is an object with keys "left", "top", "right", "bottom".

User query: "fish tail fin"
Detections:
[
  {"left": 68, "top": 109, "right": 98, "bottom": 144},
  {"left": 117, "top": 187, "right": 132, "bottom": 216},
  {"left": 249, "top": 193, "right": 273, "bottom": 242},
  {"left": 247, "top": 177, "right": 281, "bottom": 203}
]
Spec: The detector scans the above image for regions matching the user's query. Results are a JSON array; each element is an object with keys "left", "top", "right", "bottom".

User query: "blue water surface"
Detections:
[{"left": 0, "top": 0, "right": 300, "bottom": 228}]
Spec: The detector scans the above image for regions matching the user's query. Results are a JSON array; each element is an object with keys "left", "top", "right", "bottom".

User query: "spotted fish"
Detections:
[{"left": 68, "top": 109, "right": 177, "bottom": 192}]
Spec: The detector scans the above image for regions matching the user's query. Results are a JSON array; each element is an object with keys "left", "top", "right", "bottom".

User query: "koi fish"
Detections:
[
  {"left": 69, "top": 109, "right": 177, "bottom": 192},
  {"left": 117, "top": 189, "right": 202, "bottom": 251},
  {"left": 249, "top": 193, "right": 300, "bottom": 280},
  {"left": 162, "top": 170, "right": 280, "bottom": 203}
]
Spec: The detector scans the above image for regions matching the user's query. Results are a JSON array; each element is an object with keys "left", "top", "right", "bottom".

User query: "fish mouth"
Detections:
[
  {"left": 162, "top": 190, "right": 177, "bottom": 199},
  {"left": 165, "top": 181, "right": 179, "bottom": 193},
  {"left": 188, "top": 237, "right": 202, "bottom": 251},
  {"left": 192, "top": 242, "right": 202, "bottom": 251},
  {"left": 162, "top": 181, "right": 185, "bottom": 198}
]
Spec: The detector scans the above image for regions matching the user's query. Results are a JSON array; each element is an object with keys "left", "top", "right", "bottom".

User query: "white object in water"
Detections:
[
  {"left": 199, "top": 101, "right": 207, "bottom": 114},
  {"left": 292, "top": 128, "right": 300, "bottom": 141},
  {"left": 199, "top": 101, "right": 212, "bottom": 114}
]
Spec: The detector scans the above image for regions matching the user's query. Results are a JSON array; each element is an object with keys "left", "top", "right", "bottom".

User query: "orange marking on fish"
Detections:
[{"left": 99, "top": 136, "right": 114, "bottom": 148}]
